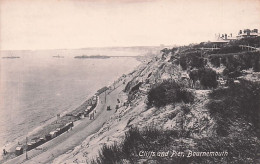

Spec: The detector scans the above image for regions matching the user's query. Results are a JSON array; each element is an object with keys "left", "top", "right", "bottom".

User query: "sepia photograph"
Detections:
[{"left": 0, "top": 0, "right": 259, "bottom": 163}]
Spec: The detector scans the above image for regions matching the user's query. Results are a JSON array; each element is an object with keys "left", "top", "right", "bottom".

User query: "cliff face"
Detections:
[
  {"left": 54, "top": 44, "right": 260, "bottom": 163},
  {"left": 53, "top": 49, "right": 217, "bottom": 163}
]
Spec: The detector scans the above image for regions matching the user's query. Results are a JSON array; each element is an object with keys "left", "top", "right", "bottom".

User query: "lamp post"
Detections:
[
  {"left": 105, "top": 89, "right": 107, "bottom": 104},
  {"left": 25, "top": 137, "right": 28, "bottom": 160}
]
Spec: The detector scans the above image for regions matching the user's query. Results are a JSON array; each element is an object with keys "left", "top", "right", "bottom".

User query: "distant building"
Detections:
[
  {"left": 210, "top": 34, "right": 229, "bottom": 48},
  {"left": 237, "top": 29, "right": 259, "bottom": 39},
  {"left": 216, "top": 33, "right": 237, "bottom": 41}
]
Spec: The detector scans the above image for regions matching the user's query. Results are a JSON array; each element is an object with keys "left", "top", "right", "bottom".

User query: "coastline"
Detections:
[
  {"left": 1, "top": 61, "right": 141, "bottom": 164},
  {"left": 0, "top": 91, "right": 96, "bottom": 151},
  {"left": 3, "top": 70, "right": 132, "bottom": 164}
]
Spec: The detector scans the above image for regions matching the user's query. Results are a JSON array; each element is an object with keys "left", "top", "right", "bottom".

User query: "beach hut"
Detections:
[
  {"left": 68, "top": 121, "right": 74, "bottom": 127},
  {"left": 38, "top": 138, "right": 45, "bottom": 145},
  {"left": 27, "top": 143, "right": 33, "bottom": 151},
  {"left": 91, "top": 98, "right": 97, "bottom": 105},
  {"left": 56, "top": 128, "right": 61, "bottom": 136},
  {"left": 15, "top": 147, "right": 23, "bottom": 156},
  {"left": 65, "top": 122, "right": 73, "bottom": 128},
  {"left": 45, "top": 134, "right": 52, "bottom": 141},
  {"left": 31, "top": 141, "right": 37, "bottom": 149},
  {"left": 85, "top": 106, "right": 92, "bottom": 114},
  {"left": 80, "top": 113, "right": 85, "bottom": 119},
  {"left": 49, "top": 131, "right": 58, "bottom": 138},
  {"left": 34, "top": 140, "right": 41, "bottom": 147},
  {"left": 60, "top": 126, "right": 68, "bottom": 134}
]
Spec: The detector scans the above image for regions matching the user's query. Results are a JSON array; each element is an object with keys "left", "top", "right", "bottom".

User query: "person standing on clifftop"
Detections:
[{"left": 3, "top": 149, "right": 7, "bottom": 155}]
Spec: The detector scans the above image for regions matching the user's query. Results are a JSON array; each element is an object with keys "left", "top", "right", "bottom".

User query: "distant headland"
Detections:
[
  {"left": 74, "top": 55, "right": 110, "bottom": 59},
  {"left": 2, "top": 56, "right": 20, "bottom": 59}
]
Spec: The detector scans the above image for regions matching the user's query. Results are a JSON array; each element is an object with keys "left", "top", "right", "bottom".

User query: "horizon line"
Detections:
[{"left": 0, "top": 44, "right": 178, "bottom": 52}]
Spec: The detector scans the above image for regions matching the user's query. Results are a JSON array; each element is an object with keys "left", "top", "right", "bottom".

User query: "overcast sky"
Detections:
[{"left": 0, "top": 0, "right": 260, "bottom": 50}]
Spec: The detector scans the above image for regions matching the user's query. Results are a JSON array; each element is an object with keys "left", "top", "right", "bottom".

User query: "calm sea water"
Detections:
[{"left": 0, "top": 49, "right": 141, "bottom": 149}]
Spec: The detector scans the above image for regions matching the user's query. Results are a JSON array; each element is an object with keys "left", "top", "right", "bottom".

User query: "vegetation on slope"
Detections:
[
  {"left": 92, "top": 127, "right": 260, "bottom": 164},
  {"left": 189, "top": 68, "right": 218, "bottom": 89},
  {"left": 147, "top": 80, "right": 194, "bottom": 107},
  {"left": 92, "top": 37, "right": 260, "bottom": 164},
  {"left": 207, "top": 79, "right": 260, "bottom": 137},
  {"left": 179, "top": 51, "right": 206, "bottom": 70},
  {"left": 209, "top": 51, "right": 260, "bottom": 73}
]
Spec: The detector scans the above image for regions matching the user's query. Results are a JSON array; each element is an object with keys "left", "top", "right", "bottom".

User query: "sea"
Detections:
[{"left": 0, "top": 48, "right": 145, "bottom": 151}]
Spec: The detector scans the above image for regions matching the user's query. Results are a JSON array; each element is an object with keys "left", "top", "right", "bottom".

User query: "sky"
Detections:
[{"left": 0, "top": 0, "right": 260, "bottom": 50}]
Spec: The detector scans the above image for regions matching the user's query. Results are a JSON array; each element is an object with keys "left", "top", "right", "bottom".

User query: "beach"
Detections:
[
  {"left": 1, "top": 64, "right": 133, "bottom": 164},
  {"left": 4, "top": 73, "right": 129, "bottom": 164}
]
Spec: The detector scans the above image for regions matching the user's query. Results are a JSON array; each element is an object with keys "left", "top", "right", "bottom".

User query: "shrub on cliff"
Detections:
[
  {"left": 211, "top": 45, "right": 242, "bottom": 54},
  {"left": 209, "top": 56, "right": 221, "bottom": 67},
  {"left": 94, "top": 143, "right": 123, "bottom": 164},
  {"left": 189, "top": 68, "right": 218, "bottom": 89},
  {"left": 180, "top": 55, "right": 188, "bottom": 70},
  {"left": 147, "top": 80, "right": 194, "bottom": 107},
  {"left": 179, "top": 52, "right": 206, "bottom": 70},
  {"left": 200, "top": 68, "right": 218, "bottom": 88},
  {"left": 231, "top": 36, "right": 260, "bottom": 47},
  {"left": 210, "top": 51, "right": 260, "bottom": 74},
  {"left": 93, "top": 127, "right": 260, "bottom": 164},
  {"left": 207, "top": 80, "right": 260, "bottom": 137},
  {"left": 253, "top": 54, "right": 260, "bottom": 72}
]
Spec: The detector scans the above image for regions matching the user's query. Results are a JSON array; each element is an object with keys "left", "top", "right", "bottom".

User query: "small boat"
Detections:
[
  {"left": 53, "top": 55, "right": 64, "bottom": 58},
  {"left": 2, "top": 56, "right": 20, "bottom": 59}
]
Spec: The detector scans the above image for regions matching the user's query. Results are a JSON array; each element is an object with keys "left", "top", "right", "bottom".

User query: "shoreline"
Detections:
[
  {"left": 0, "top": 91, "right": 96, "bottom": 152},
  {"left": 0, "top": 95, "right": 97, "bottom": 163},
  {"left": 1, "top": 61, "right": 140, "bottom": 163},
  {"left": 3, "top": 70, "right": 131, "bottom": 164}
]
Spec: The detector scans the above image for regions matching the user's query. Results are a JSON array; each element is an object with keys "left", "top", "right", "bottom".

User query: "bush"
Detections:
[
  {"left": 95, "top": 143, "right": 123, "bottom": 164},
  {"left": 253, "top": 54, "right": 260, "bottom": 72},
  {"left": 147, "top": 80, "right": 194, "bottom": 107},
  {"left": 93, "top": 127, "right": 260, "bottom": 164},
  {"left": 211, "top": 45, "right": 242, "bottom": 54},
  {"left": 207, "top": 80, "right": 260, "bottom": 137},
  {"left": 209, "top": 56, "right": 221, "bottom": 67},
  {"left": 189, "top": 54, "right": 205, "bottom": 69},
  {"left": 223, "top": 68, "right": 242, "bottom": 78},
  {"left": 210, "top": 51, "right": 260, "bottom": 74},
  {"left": 179, "top": 51, "right": 206, "bottom": 70},
  {"left": 194, "top": 137, "right": 260, "bottom": 164},
  {"left": 231, "top": 36, "right": 260, "bottom": 47},
  {"left": 180, "top": 55, "right": 188, "bottom": 70},
  {"left": 199, "top": 68, "right": 218, "bottom": 88},
  {"left": 181, "top": 104, "right": 191, "bottom": 115},
  {"left": 189, "top": 68, "right": 218, "bottom": 89}
]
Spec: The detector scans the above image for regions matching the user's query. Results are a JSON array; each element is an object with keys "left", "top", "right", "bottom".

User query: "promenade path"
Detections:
[{"left": 4, "top": 82, "right": 124, "bottom": 164}]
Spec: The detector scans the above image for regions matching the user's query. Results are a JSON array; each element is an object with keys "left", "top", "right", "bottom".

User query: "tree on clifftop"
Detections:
[{"left": 189, "top": 68, "right": 218, "bottom": 89}]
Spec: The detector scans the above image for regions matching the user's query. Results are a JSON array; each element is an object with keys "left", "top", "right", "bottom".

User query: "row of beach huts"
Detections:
[
  {"left": 15, "top": 121, "right": 74, "bottom": 156},
  {"left": 15, "top": 95, "right": 99, "bottom": 156}
]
